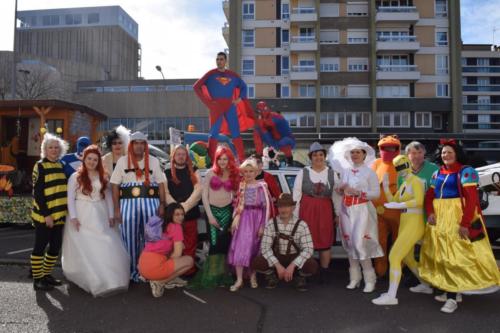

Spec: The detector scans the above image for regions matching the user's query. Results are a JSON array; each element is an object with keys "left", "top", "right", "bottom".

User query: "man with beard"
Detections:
[{"left": 165, "top": 145, "right": 202, "bottom": 275}]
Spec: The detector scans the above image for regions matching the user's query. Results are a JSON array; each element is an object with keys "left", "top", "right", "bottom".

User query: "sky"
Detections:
[{"left": 0, "top": 0, "right": 499, "bottom": 79}]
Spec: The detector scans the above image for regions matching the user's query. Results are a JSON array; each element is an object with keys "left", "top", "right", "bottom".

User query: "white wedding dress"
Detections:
[{"left": 62, "top": 173, "right": 130, "bottom": 297}]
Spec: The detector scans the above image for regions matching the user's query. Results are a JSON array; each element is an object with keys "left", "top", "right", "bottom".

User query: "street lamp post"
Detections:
[
  {"left": 155, "top": 65, "right": 165, "bottom": 79},
  {"left": 11, "top": 0, "right": 18, "bottom": 99}
]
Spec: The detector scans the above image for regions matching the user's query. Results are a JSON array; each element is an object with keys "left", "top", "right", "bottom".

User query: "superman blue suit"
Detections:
[
  {"left": 193, "top": 68, "right": 254, "bottom": 161},
  {"left": 253, "top": 101, "right": 295, "bottom": 161}
]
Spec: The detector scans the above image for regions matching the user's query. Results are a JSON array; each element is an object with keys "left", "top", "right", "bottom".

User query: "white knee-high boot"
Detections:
[
  {"left": 346, "top": 257, "right": 362, "bottom": 289},
  {"left": 360, "top": 259, "right": 376, "bottom": 293}
]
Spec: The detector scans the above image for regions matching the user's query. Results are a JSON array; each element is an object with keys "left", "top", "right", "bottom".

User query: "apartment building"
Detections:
[
  {"left": 462, "top": 44, "right": 500, "bottom": 133},
  {"left": 223, "top": 0, "right": 462, "bottom": 137}
]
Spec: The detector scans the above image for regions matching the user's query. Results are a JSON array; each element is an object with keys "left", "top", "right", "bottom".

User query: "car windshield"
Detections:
[{"left": 149, "top": 144, "right": 169, "bottom": 160}]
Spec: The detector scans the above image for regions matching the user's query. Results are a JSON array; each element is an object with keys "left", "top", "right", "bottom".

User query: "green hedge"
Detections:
[{"left": 0, "top": 196, "right": 32, "bottom": 224}]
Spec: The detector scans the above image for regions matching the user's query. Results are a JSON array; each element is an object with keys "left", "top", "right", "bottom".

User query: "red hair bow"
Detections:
[{"left": 439, "top": 138, "right": 457, "bottom": 145}]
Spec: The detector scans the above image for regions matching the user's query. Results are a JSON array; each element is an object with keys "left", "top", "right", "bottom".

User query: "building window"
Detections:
[
  {"left": 242, "top": 59, "right": 255, "bottom": 75},
  {"left": 347, "top": 3, "right": 368, "bottom": 16},
  {"left": 436, "top": 31, "right": 448, "bottom": 46},
  {"left": 247, "top": 84, "right": 255, "bottom": 99},
  {"left": 281, "top": 84, "right": 290, "bottom": 98},
  {"left": 87, "top": 13, "right": 100, "bottom": 24},
  {"left": 321, "top": 112, "right": 371, "bottom": 128},
  {"left": 376, "top": 85, "right": 410, "bottom": 98},
  {"left": 46, "top": 119, "right": 64, "bottom": 133},
  {"left": 281, "top": 56, "right": 290, "bottom": 75},
  {"left": 436, "top": 55, "right": 448, "bottom": 75},
  {"left": 347, "top": 30, "right": 369, "bottom": 44},
  {"left": 436, "top": 83, "right": 449, "bottom": 97},
  {"left": 377, "top": 112, "right": 410, "bottom": 128},
  {"left": 435, "top": 0, "right": 447, "bottom": 17},
  {"left": 320, "top": 30, "right": 339, "bottom": 44},
  {"left": 415, "top": 112, "right": 432, "bottom": 128},
  {"left": 348, "top": 58, "right": 369, "bottom": 72},
  {"left": 319, "top": 3, "right": 339, "bottom": 17},
  {"left": 299, "top": 84, "right": 316, "bottom": 98},
  {"left": 284, "top": 113, "right": 315, "bottom": 128},
  {"left": 65, "top": 14, "right": 82, "bottom": 25},
  {"left": 282, "top": 3, "right": 290, "bottom": 19},
  {"left": 433, "top": 114, "right": 443, "bottom": 130},
  {"left": 242, "top": 30, "right": 255, "bottom": 47},
  {"left": 320, "top": 85, "right": 340, "bottom": 98},
  {"left": 281, "top": 29, "right": 290, "bottom": 44},
  {"left": 320, "top": 57, "right": 340, "bottom": 72},
  {"left": 477, "top": 58, "right": 489, "bottom": 66},
  {"left": 42, "top": 15, "right": 59, "bottom": 26},
  {"left": 347, "top": 85, "right": 369, "bottom": 97},
  {"left": 242, "top": 2, "right": 255, "bottom": 20}
]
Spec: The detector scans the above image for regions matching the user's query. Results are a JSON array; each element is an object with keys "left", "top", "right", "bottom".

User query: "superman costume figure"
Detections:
[
  {"left": 193, "top": 52, "right": 254, "bottom": 162},
  {"left": 253, "top": 101, "right": 295, "bottom": 164}
]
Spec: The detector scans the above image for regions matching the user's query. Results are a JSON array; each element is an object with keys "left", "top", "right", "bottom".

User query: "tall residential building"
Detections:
[
  {"left": 223, "top": 0, "right": 462, "bottom": 138},
  {"left": 462, "top": 44, "right": 500, "bottom": 133},
  {"left": 15, "top": 6, "right": 141, "bottom": 82}
]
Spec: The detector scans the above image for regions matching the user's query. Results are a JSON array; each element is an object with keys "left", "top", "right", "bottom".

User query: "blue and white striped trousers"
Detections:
[{"left": 119, "top": 182, "right": 160, "bottom": 282}]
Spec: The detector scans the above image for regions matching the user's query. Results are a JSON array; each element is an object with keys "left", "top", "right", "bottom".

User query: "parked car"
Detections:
[{"left": 476, "top": 162, "right": 500, "bottom": 242}]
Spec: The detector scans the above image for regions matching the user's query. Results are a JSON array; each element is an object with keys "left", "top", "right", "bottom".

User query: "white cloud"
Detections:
[{"left": 0, "top": 0, "right": 227, "bottom": 79}]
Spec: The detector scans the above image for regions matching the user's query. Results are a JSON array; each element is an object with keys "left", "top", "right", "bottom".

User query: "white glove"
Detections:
[
  {"left": 382, "top": 173, "right": 390, "bottom": 192},
  {"left": 384, "top": 202, "right": 407, "bottom": 210}
]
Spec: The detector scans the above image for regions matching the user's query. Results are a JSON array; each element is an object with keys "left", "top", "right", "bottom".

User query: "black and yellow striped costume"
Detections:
[{"left": 30, "top": 158, "right": 68, "bottom": 281}]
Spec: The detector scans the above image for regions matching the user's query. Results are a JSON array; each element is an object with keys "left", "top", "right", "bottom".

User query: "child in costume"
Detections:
[
  {"left": 372, "top": 155, "right": 426, "bottom": 305},
  {"left": 138, "top": 203, "right": 194, "bottom": 297},
  {"left": 228, "top": 158, "right": 271, "bottom": 291}
]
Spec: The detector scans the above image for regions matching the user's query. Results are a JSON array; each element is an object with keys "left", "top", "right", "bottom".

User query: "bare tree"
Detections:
[{"left": 16, "top": 65, "right": 64, "bottom": 100}]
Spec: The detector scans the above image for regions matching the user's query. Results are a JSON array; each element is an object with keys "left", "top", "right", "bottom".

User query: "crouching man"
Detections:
[{"left": 252, "top": 193, "right": 318, "bottom": 291}]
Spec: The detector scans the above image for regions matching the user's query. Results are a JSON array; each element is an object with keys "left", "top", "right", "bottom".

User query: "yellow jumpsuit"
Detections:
[{"left": 385, "top": 173, "right": 425, "bottom": 288}]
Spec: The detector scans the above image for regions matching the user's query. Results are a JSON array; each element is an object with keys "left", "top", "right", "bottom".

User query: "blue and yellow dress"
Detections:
[{"left": 419, "top": 163, "right": 500, "bottom": 293}]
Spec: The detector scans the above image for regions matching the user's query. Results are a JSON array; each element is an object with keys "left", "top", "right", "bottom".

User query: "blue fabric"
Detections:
[
  {"left": 60, "top": 153, "right": 81, "bottom": 178},
  {"left": 433, "top": 172, "right": 460, "bottom": 199},
  {"left": 204, "top": 71, "right": 247, "bottom": 99},
  {"left": 209, "top": 104, "right": 240, "bottom": 139},
  {"left": 460, "top": 166, "right": 479, "bottom": 185},
  {"left": 76, "top": 136, "right": 91, "bottom": 155}
]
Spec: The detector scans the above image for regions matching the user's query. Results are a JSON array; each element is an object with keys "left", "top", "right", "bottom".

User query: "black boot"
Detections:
[
  {"left": 294, "top": 275, "right": 308, "bottom": 292},
  {"left": 33, "top": 278, "right": 54, "bottom": 291},
  {"left": 265, "top": 272, "right": 279, "bottom": 289},
  {"left": 43, "top": 275, "right": 63, "bottom": 286}
]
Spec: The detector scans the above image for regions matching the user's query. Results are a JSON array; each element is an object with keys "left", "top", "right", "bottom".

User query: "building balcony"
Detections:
[
  {"left": 375, "top": 6, "right": 419, "bottom": 23},
  {"left": 376, "top": 36, "right": 420, "bottom": 52},
  {"left": 222, "top": 23, "right": 229, "bottom": 44},
  {"left": 376, "top": 65, "right": 420, "bottom": 80},
  {"left": 463, "top": 85, "right": 500, "bottom": 92},
  {"left": 290, "top": 36, "right": 318, "bottom": 51},
  {"left": 222, "top": 0, "right": 229, "bottom": 20},
  {"left": 290, "top": 65, "right": 318, "bottom": 81},
  {"left": 463, "top": 103, "right": 500, "bottom": 111},
  {"left": 290, "top": 7, "right": 317, "bottom": 22},
  {"left": 462, "top": 66, "right": 500, "bottom": 76}
]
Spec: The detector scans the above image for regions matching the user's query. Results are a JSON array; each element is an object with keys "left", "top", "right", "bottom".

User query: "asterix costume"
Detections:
[
  {"left": 371, "top": 134, "right": 401, "bottom": 277},
  {"left": 373, "top": 155, "right": 426, "bottom": 305},
  {"left": 193, "top": 68, "right": 254, "bottom": 162},
  {"left": 110, "top": 132, "right": 166, "bottom": 282}
]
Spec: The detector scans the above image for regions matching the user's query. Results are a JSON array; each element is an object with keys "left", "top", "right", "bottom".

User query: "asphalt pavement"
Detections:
[{"left": 1, "top": 225, "right": 500, "bottom": 333}]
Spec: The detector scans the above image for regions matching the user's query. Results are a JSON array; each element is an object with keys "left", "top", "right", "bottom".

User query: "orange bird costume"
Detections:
[{"left": 371, "top": 134, "right": 402, "bottom": 277}]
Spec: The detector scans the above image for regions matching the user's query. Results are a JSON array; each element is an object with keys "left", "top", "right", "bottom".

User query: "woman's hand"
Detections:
[
  {"left": 459, "top": 226, "right": 470, "bottom": 240},
  {"left": 45, "top": 216, "right": 54, "bottom": 228},
  {"left": 231, "top": 220, "right": 239, "bottom": 234},
  {"left": 427, "top": 214, "right": 436, "bottom": 225},
  {"left": 258, "top": 227, "right": 264, "bottom": 238},
  {"left": 114, "top": 209, "right": 122, "bottom": 225},
  {"left": 334, "top": 216, "right": 340, "bottom": 227},
  {"left": 71, "top": 218, "right": 81, "bottom": 231},
  {"left": 108, "top": 218, "right": 115, "bottom": 228},
  {"left": 208, "top": 217, "right": 221, "bottom": 229},
  {"left": 344, "top": 186, "right": 360, "bottom": 197}
]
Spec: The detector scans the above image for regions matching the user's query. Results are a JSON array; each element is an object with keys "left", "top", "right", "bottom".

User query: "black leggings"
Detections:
[{"left": 32, "top": 222, "right": 64, "bottom": 257}]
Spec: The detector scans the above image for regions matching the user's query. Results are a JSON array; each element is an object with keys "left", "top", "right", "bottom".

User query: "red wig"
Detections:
[
  {"left": 170, "top": 145, "right": 198, "bottom": 185},
  {"left": 127, "top": 140, "right": 151, "bottom": 187},
  {"left": 212, "top": 145, "right": 240, "bottom": 191},
  {"left": 76, "top": 144, "right": 108, "bottom": 198}
]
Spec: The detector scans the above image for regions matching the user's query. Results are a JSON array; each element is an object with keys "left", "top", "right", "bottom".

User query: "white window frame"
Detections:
[
  {"left": 435, "top": 0, "right": 448, "bottom": 17},
  {"left": 242, "top": 29, "right": 255, "bottom": 47},
  {"left": 415, "top": 112, "right": 432, "bottom": 128},
  {"left": 247, "top": 84, "right": 255, "bottom": 99},
  {"left": 242, "top": 2, "right": 255, "bottom": 20},
  {"left": 376, "top": 84, "right": 410, "bottom": 98},
  {"left": 436, "top": 30, "right": 448, "bottom": 47},
  {"left": 319, "top": 29, "right": 340, "bottom": 44},
  {"left": 321, "top": 112, "right": 371, "bottom": 128},
  {"left": 299, "top": 84, "right": 316, "bottom": 98},
  {"left": 242, "top": 58, "right": 255, "bottom": 75},
  {"left": 320, "top": 57, "right": 340, "bottom": 72},
  {"left": 319, "top": 3, "right": 340, "bottom": 17},
  {"left": 436, "top": 55, "right": 449, "bottom": 75},
  {"left": 281, "top": 84, "right": 290, "bottom": 98},
  {"left": 436, "top": 83, "right": 449, "bottom": 97},
  {"left": 347, "top": 2, "right": 368, "bottom": 16},
  {"left": 281, "top": 29, "right": 290, "bottom": 45},
  {"left": 283, "top": 112, "right": 316, "bottom": 128},
  {"left": 347, "top": 29, "right": 369, "bottom": 44},
  {"left": 377, "top": 112, "right": 411, "bottom": 128},
  {"left": 320, "top": 85, "right": 340, "bottom": 98},
  {"left": 347, "top": 85, "right": 370, "bottom": 97},
  {"left": 282, "top": 2, "right": 290, "bottom": 19},
  {"left": 281, "top": 56, "right": 290, "bottom": 75},
  {"left": 348, "top": 58, "right": 369, "bottom": 72}
]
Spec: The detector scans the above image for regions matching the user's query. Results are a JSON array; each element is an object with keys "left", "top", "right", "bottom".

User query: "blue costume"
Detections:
[{"left": 61, "top": 137, "right": 91, "bottom": 178}]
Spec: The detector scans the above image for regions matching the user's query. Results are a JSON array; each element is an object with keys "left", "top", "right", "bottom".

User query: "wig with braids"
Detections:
[
  {"left": 212, "top": 145, "right": 240, "bottom": 191},
  {"left": 76, "top": 145, "right": 108, "bottom": 199},
  {"left": 127, "top": 140, "right": 151, "bottom": 187},
  {"left": 170, "top": 145, "right": 198, "bottom": 185}
]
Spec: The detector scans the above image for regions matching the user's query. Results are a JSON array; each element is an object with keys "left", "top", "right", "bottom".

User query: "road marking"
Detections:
[
  {"left": 183, "top": 290, "right": 207, "bottom": 304},
  {"left": 7, "top": 248, "right": 33, "bottom": 255}
]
